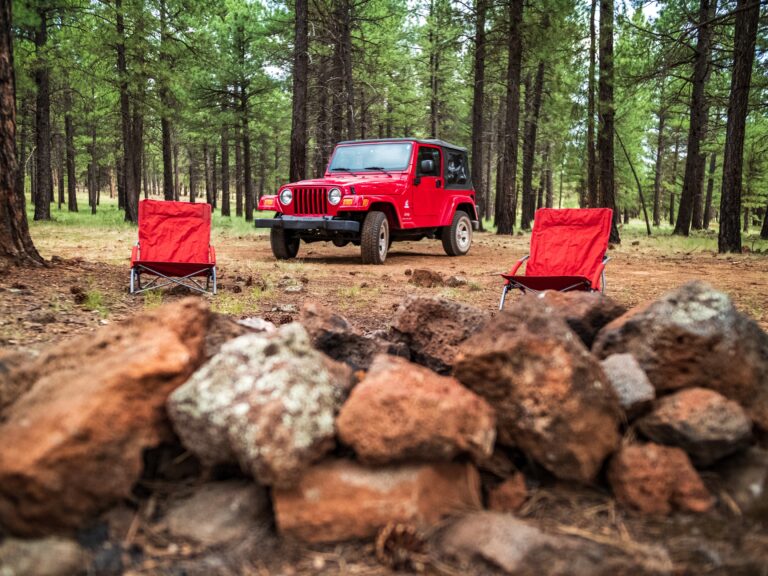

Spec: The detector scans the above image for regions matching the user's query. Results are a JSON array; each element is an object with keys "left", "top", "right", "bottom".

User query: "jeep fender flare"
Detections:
[
  {"left": 367, "top": 201, "right": 401, "bottom": 230},
  {"left": 440, "top": 196, "right": 479, "bottom": 226}
]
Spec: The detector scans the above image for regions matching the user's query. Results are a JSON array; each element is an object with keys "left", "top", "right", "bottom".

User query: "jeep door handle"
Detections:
[{"left": 436, "top": 180, "right": 442, "bottom": 188}]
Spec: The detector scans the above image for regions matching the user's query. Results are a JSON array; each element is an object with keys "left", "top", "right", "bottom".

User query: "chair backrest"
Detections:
[
  {"left": 138, "top": 200, "right": 211, "bottom": 263},
  {"left": 525, "top": 208, "right": 613, "bottom": 280}
]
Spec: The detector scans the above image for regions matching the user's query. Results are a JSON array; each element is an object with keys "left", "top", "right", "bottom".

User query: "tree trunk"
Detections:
[
  {"left": 289, "top": 0, "right": 308, "bottom": 182},
  {"left": 56, "top": 134, "right": 64, "bottom": 209},
  {"left": 494, "top": 97, "right": 505, "bottom": 226},
  {"left": 496, "top": 0, "right": 523, "bottom": 235},
  {"left": 743, "top": 207, "right": 749, "bottom": 233},
  {"left": 587, "top": 0, "right": 598, "bottom": 208},
  {"left": 204, "top": 143, "right": 212, "bottom": 205},
  {"left": 598, "top": 0, "right": 619, "bottom": 243},
  {"left": 235, "top": 121, "right": 243, "bottom": 217},
  {"left": 242, "top": 87, "right": 254, "bottom": 222},
  {"left": 89, "top": 127, "right": 97, "bottom": 214},
  {"left": 221, "top": 121, "right": 230, "bottom": 216},
  {"left": 471, "top": 0, "right": 487, "bottom": 227},
  {"left": 536, "top": 150, "right": 545, "bottom": 210},
  {"left": 652, "top": 83, "right": 665, "bottom": 226},
  {"left": 33, "top": 7, "right": 52, "bottom": 221},
  {"left": 760, "top": 194, "right": 768, "bottom": 239},
  {"left": 428, "top": 0, "right": 439, "bottom": 138},
  {"left": 703, "top": 151, "right": 716, "bottom": 229},
  {"left": 188, "top": 146, "right": 197, "bottom": 203},
  {"left": 521, "top": 62, "right": 545, "bottom": 229},
  {"left": 545, "top": 144, "right": 554, "bottom": 208},
  {"left": 674, "top": 0, "right": 715, "bottom": 235},
  {"left": 212, "top": 147, "right": 218, "bottom": 209},
  {"left": 719, "top": 0, "right": 759, "bottom": 252},
  {"left": 64, "top": 93, "right": 77, "bottom": 212},
  {"left": 0, "top": 0, "right": 43, "bottom": 265},
  {"left": 116, "top": 0, "right": 137, "bottom": 223}
]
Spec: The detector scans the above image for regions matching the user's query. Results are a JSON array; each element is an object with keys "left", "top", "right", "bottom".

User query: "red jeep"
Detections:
[{"left": 255, "top": 139, "right": 479, "bottom": 264}]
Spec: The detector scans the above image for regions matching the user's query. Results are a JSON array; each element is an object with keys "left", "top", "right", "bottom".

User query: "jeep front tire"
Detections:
[
  {"left": 442, "top": 210, "right": 473, "bottom": 256},
  {"left": 270, "top": 228, "right": 300, "bottom": 260},
  {"left": 361, "top": 211, "right": 389, "bottom": 264}
]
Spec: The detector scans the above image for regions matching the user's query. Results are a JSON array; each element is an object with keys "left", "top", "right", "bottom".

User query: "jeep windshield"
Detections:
[{"left": 328, "top": 143, "right": 413, "bottom": 173}]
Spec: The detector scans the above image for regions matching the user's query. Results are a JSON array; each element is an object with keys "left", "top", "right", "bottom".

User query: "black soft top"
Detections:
[{"left": 336, "top": 138, "right": 468, "bottom": 153}]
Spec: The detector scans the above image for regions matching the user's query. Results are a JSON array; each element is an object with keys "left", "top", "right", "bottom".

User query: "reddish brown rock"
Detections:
[
  {"left": 273, "top": 459, "right": 482, "bottom": 543},
  {"left": 409, "top": 269, "right": 444, "bottom": 287},
  {"left": 592, "top": 281, "right": 768, "bottom": 429},
  {"left": 488, "top": 473, "right": 527, "bottom": 513},
  {"left": 0, "top": 298, "right": 209, "bottom": 536},
  {"left": 637, "top": 388, "right": 752, "bottom": 466},
  {"left": 536, "top": 291, "right": 627, "bottom": 348},
  {"left": 337, "top": 354, "right": 495, "bottom": 463},
  {"left": 393, "top": 296, "right": 489, "bottom": 373},
  {"left": 300, "top": 302, "right": 408, "bottom": 371},
  {"left": 454, "top": 297, "right": 621, "bottom": 483},
  {"left": 608, "top": 443, "right": 713, "bottom": 515}
]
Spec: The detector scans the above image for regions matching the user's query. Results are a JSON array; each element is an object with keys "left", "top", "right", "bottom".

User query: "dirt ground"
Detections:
[
  {"left": 2, "top": 224, "right": 768, "bottom": 575},
  {"left": 2, "top": 226, "right": 768, "bottom": 350}
]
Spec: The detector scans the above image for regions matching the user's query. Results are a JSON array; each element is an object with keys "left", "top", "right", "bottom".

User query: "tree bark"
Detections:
[
  {"left": 703, "top": 151, "right": 716, "bottom": 229},
  {"left": 719, "top": 0, "right": 759, "bottom": 252},
  {"left": 235, "top": 120, "right": 243, "bottom": 217},
  {"left": 64, "top": 90, "right": 77, "bottom": 212},
  {"left": 188, "top": 146, "right": 197, "bottom": 203},
  {"left": 494, "top": 96, "right": 505, "bottom": 226},
  {"left": 545, "top": 143, "right": 554, "bottom": 208},
  {"left": 471, "top": 0, "right": 487, "bottom": 227},
  {"left": 221, "top": 120, "right": 230, "bottom": 216},
  {"left": 289, "top": 0, "right": 308, "bottom": 182},
  {"left": 242, "top": 87, "right": 254, "bottom": 222},
  {"left": 496, "top": 0, "right": 523, "bottom": 235},
  {"left": 652, "top": 83, "right": 665, "bottom": 226},
  {"left": 116, "top": 0, "right": 137, "bottom": 222},
  {"left": 760, "top": 194, "right": 768, "bottom": 239},
  {"left": 0, "top": 0, "right": 43, "bottom": 265},
  {"left": 33, "top": 6, "right": 52, "bottom": 221},
  {"left": 674, "top": 0, "right": 715, "bottom": 235},
  {"left": 587, "top": 0, "right": 598, "bottom": 208},
  {"left": 204, "top": 142, "right": 211, "bottom": 205},
  {"left": 521, "top": 62, "right": 545, "bottom": 229},
  {"left": 598, "top": 0, "right": 620, "bottom": 243},
  {"left": 428, "top": 0, "right": 439, "bottom": 138}
]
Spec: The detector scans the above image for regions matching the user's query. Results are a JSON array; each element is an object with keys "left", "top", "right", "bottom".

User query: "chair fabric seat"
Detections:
[
  {"left": 501, "top": 275, "right": 592, "bottom": 292},
  {"left": 132, "top": 261, "right": 213, "bottom": 278}
]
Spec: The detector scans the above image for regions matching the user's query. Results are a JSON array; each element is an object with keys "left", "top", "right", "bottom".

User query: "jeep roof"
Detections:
[{"left": 336, "top": 138, "right": 468, "bottom": 153}]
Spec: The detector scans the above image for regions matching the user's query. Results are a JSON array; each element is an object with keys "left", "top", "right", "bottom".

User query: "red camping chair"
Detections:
[
  {"left": 499, "top": 208, "right": 613, "bottom": 310},
  {"left": 130, "top": 200, "right": 217, "bottom": 295}
]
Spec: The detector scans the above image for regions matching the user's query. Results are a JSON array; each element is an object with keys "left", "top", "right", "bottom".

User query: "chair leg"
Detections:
[
  {"left": 499, "top": 285, "right": 509, "bottom": 311},
  {"left": 601, "top": 269, "right": 606, "bottom": 294},
  {"left": 130, "top": 268, "right": 135, "bottom": 294},
  {"left": 212, "top": 267, "right": 217, "bottom": 295}
]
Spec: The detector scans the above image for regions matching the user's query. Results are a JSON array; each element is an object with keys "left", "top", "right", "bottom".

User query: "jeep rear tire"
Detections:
[
  {"left": 442, "top": 210, "right": 473, "bottom": 256},
  {"left": 361, "top": 211, "right": 389, "bottom": 264},
  {"left": 270, "top": 228, "right": 300, "bottom": 260}
]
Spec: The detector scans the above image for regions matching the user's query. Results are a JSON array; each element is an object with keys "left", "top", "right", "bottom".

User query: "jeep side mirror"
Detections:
[{"left": 420, "top": 159, "right": 434, "bottom": 174}]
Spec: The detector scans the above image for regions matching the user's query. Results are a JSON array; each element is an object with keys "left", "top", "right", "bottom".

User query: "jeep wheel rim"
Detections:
[
  {"left": 379, "top": 221, "right": 389, "bottom": 259},
  {"left": 457, "top": 219, "right": 471, "bottom": 251}
]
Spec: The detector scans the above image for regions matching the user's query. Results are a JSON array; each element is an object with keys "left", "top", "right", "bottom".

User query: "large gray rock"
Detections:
[
  {"left": 637, "top": 387, "right": 752, "bottom": 466},
  {"left": 392, "top": 296, "right": 489, "bottom": 374},
  {"left": 592, "top": 281, "right": 768, "bottom": 429},
  {"left": 0, "top": 537, "right": 86, "bottom": 576},
  {"left": 168, "top": 323, "right": 353, "bottom": 488},
  {"left": 454, "top": 297, "right": 621, "bottom": 483},
  {"left": 299, "top": 302, "right": 407, "bottom": 371},
  {"left": 162, "top": 481, "right": 270, "bottom": 548},
  {"left": 600, "top": 353, "right": 655, "bottom": 418},
  {"left": 437, "top": 512, "right": 672, "bottom": 576}
]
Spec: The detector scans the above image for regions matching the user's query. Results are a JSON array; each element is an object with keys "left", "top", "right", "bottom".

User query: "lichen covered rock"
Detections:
[{"left": 168, "top": 323, "right": 353, "bottom": 487}]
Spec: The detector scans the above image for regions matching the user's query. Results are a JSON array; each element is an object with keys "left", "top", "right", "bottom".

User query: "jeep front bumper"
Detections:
[{"left": 254, "top": 216, "right": 361, "bottom": 233}]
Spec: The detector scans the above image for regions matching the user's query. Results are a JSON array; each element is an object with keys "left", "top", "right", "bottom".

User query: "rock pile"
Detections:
[{"left": 0, "top": 281, "right": 767, "bottom": 575}]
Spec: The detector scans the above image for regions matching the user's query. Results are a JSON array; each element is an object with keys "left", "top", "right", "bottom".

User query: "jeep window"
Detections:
[
  {"left": 417, "top": 147, "right": 441, "bottom": 176},
  {"left": 329, "top": 143, "right": 412, "bottom": 172},
  {"left": 445, "top": 151, "right": 469, "bottom": 186}
]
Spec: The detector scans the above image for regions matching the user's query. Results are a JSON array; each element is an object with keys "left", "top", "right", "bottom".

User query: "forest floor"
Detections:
[
  {"left": 2, "top": 198, "right": 768, "bottom": 574},
  {"left": 2, "top": 199, "right": 768, "bottom": 350}
]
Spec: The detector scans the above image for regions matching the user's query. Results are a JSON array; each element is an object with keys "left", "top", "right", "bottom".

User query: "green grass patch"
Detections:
[{"left": 82, "top": 290, "right": 110, "bottom": 318}]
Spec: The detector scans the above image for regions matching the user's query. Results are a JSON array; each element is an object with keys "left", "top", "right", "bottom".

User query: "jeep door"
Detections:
[{"left": 411, "top": 145, "right": 442, "bottom": 225}]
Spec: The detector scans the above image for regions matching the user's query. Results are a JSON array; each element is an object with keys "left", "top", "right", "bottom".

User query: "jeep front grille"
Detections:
[{"left": 293, "top": 187, "right": 327, "bottom": 215}]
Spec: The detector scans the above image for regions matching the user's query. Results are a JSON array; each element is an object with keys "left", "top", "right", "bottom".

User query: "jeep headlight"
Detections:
[
  {"left": 279, "top": 188, "right": 293, "bottom": 205},
  {"left": 328, "top": 188, "right": 342, "bottom": 206}
]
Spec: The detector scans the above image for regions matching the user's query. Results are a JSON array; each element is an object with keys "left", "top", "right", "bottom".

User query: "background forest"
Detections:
[{"left": 11, "top": 0, "right": 768, "bottom": 250}]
